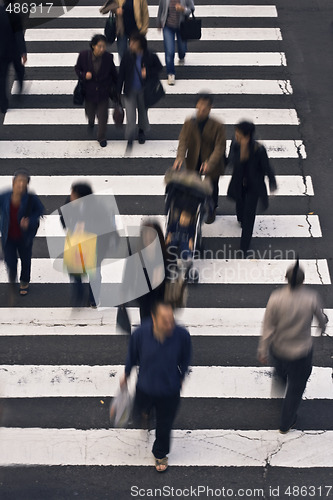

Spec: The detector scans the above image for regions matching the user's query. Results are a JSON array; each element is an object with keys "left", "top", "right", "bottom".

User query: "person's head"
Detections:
[
  {"left": 12, "top": 169, "right": 30, "bottom": 196},
  {"left": 90, "top": 34, "right": 107, "bottom": 56},
  {"left": 70, "top": 182, "right": 93, "bottom": 202},
  {"left": 195, "top": 92, "right": 213, "bottom": 121},
  {"left": 286, "top": 259, "right": 305, "bottom": 289},
  {"left": 151, "top": 300, "right": 175, "bottom": 338},
  {"left": 179, "top": 210, "right": 192, "bottom": 227},
  {"left": 129, "top": 32, "right": 147, "bottom": 54},
  {"left": 235, "top": 121, "right": 255, "bottom": 147}
]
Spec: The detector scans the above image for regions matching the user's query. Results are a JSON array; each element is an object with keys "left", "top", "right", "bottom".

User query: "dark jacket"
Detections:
[
  {"left": 125, "top": 318, "right": 192, "bottom": 397},
  {"left": 75, "top": 50, "right": 118, "bottom": 103},
  {"left": 0, "top": 190, "right": 44, "bottom": 247},
  {"left": 227, "top": 140, "right": 277, "bottom": 210},
  {"left": 117, "top": 48, "right": 163, "bottom": 97}
]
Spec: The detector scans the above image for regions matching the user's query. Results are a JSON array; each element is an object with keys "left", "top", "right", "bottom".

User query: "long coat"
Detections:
[
  {"left": 75, "top": 50, "right": 118, "bottom": 103},
  {"left": 175, "top": 117, "right": 226, "bottom": 180},
  {"left": 117, "top": 49, "right": 163, "bottom": 96},
  {"left": 100, "top": 0, "right": 149, "bottom": 37},
  {"left": 227, "top": 140, "right": 277, "bottom": 210}
]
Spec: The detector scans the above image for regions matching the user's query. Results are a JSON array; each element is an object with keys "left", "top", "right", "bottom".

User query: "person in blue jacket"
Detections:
[{"left": 0, "top": 169, "right": 44, "bottom": 296}]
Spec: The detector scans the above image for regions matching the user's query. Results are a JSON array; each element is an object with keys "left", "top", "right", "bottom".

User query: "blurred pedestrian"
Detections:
[
  {"left": 120, "top": 300, "right": 192, "bottom": 472},
  {"left": 117, "top": 32, "right": 163, "bottom": 150},
  {"left": 75, "top": 34, "right": 118, "bottom": 147},
  {"left": 157, "top": 0, "right": 194, "bottom": 85},
  {"left": 0, "top": 2, "right": 27, "bottom": 114},
  {"left": 257, "top": 260, "right": 328, "bottom": 433},
  {"left": 173, "top": 92, "right": 226, "bottom": 223},
  {"left": 227, "top": 121, "right": 277, "bottom": 256},
  {"left": 0, "top": 169, "right": 44, "bottom": 298}
]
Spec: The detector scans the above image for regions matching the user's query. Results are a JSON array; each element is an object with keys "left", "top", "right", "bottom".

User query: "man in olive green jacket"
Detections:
[{"left": 173, "top": 93, "right": 226, "bottom": 223}]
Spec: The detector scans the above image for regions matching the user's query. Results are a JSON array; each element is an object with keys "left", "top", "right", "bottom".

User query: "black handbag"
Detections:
[
  {"left": 180, "top": 10, "right": 202, "bottom": 40},
  {"left": 105, "top": 12, "right": 116, "bottom": 44},
  {"left": 143, "top": 76, "right": 165, "bottom": 109},
  {"left": 113, "top": 103, "right": 124, "bottom": 127},
  {"left": 73, "top": 78, "right": 85, "bottom": 105}
]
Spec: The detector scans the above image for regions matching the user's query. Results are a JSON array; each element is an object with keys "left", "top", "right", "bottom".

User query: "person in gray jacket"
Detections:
[
  {"left": 157, "top": 0, "right": 194, "bottom": 85},
  {"left": 257, "top": 260, "right": 328, "bottom": 434}
]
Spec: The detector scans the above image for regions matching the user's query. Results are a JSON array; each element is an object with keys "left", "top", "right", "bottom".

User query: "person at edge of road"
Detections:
[
  {"left": 117, "top": 31, "right": 163, "bottom": 151},
  {"left": 257, "top": 259, "right": 328, "bottom": 434},
  {"left": 172, "top": 92, "right": 226, "bottom": 224},
  {"left": 75, "top": 34, "right": 118, "bottom": 148},
  {"left": 120, "top": 300, "right": 192, "bottom": 472},
  {"left": 157, "top": 0, "right": 194, "bottom": 86},
  {"left": 0, "top": 1, "right": 27, "bottom": 114},
  {"left": 100, "top": 0, "right": 149, "bottom": 61},
  {"left": 0, "top": 169, "right": 44, "bottom": 300},
  {"left": 227, "top": 120, "right": 277, "bottom": 257}
]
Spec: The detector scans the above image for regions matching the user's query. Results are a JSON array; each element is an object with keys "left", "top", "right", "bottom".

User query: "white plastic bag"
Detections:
[{"left": 109, "top": 386, "right": 133, "bottom": 428}]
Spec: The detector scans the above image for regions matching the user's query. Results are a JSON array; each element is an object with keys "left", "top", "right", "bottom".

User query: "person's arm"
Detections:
[
  {"left": 184, "top": 0, "right": 195, "bottom": 16},
  {"left": 157, "top": 0, "right": 163, "bottom": 28},
  {"left": 117, "top": 56, "right": 126, "bottom": 94},
  {"left": 173, "top": 121, "right": 189, "bottom": 169},
  {"left": 75, "top": 52, "right": 87, "bottom": 80},
  {"left": 257, "top": 295, "right": 277, "bottom": 364},
  {"left": 260, "top": 145, "right": 277, "bottom": 192},
  {"left": 313, "top": 294, "right": 328, "bottom": 334},
  {"left": 28, "top": 195, "right": 44, "bottom": 229},
  {"left": 100, "top": 0, "right": 118, "bottom": 15},
  {"left": 179, "top": 330, "right": 192, "bottom": 383},
  {"left": 109, "top": 55, "right": 118, "bottom": 86},
  {"left": 202, "top": 122, "right": 226, "bottom": 175},
  {"left": 140, "top": 0, "right": 149, "bottom": 35}
]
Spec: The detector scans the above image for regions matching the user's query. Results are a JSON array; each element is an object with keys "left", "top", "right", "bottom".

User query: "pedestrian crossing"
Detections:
[{"left": 0, "top": 0, "right": 332, "bottom": 494}]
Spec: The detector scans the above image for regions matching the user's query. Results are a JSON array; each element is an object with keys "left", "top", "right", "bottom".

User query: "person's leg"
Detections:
[
  {"left": 206, "top": 175, "right": 219, "bottom": 209},
  {"left": 12, "top": 50, "right": 25, "bottom": 91},
  {"left": 279, "top": 350, "right": 313, "bottom": 432},
  {"left": 163, "top": 26, "right": 176, "bottom": 76},
  {"left": 133, "top": 387, "right": 153, "bottom": 428},
  {"left": 71, "top": 274, "right": 85, "bottom": 307},
  {"left": 240, "top": 191, "right": 258, "bottom": 253},
  {"left": 85, "top": 100, "right": 97, "bottom": 128},
  {"left": 0, "top": 58, "right": 10, "bottom": 113},
  {"left": 117, "top": 35, "right": 128, "bottom": 61},
  {"left": 175, "top": 29, "right": 187, "bottom": 60},
  {"left": 96, "top": 99, "right": 109, "bottom": 144},
  {"left": 17, "top": 239, "right": 33, "bottom": 285},
  {"left": 137, "top": 89, "right": 150, "bottom": 140},
  {"left": 124, "top": 92, "right": 137, "bottom": 143},
  {"left": 3, "top": 239, "right": 18, "bottom": 283},
  {"left": 152, "top": 393, "right": 180, "bottom": 460}
]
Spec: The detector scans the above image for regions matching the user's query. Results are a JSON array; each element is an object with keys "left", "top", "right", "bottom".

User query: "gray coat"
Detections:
[{"left": 157, "top": 0, "right": 195, "bottom": 28}]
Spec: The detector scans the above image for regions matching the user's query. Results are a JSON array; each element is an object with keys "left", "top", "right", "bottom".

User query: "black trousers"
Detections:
[
  {"left": 271, "top": 348, "right": 313, "bottom": 432},
  {"left": 3, "top": 237, "right": 33, "bottom": 283},
  {"left": 209, "top": 176, "right": 219, "bottom": 209},
  {"left": 0, "top": 58, "right": 10, "bottom": 112},
  {"left": 236, "top": 187, "right": 259, "bottom": 252},
  {"left": 134, "top": 387, "right": 180, "bottom": 459}
]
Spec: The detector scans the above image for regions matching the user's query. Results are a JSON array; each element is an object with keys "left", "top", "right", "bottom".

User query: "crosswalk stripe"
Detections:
[
  {"left": 44, "top": 5, "right": 278, "bottom": 18},
  {"left": 0, "top": 140, "right": 306, "bottom": 158},
  {"left": 25, "top": 52, "right": 287, "bottom": 68},
  {"left": 0, "top": 259, "right": 328, "bottom": 284},
  {"left": 4, "top": 107, "right": 298, "bottom": 125},
  {"left": 10, "top": 174, "right": 312, "bottom": 196},
  {"left": 0, "top": 365, "right": 330, "bottom": 399},
  {"left": 12, "top": 79, "right": 293, "bottom": 96},
  {"left": 0, "top": 308, "right": 329, "bottom": 336},
  {"left": 24, "top": 27, "right": 283, "bottom": 42},
  {"left": 0, "top": 428, "right": 331, "bottom": 467},
  {"left": 39, "top": 214, "right": 321, "bottom": 238}
]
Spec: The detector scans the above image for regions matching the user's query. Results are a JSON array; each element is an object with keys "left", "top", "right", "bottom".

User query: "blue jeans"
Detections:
[
  {"left": 3, "top": 238, "right": 33, "bottom": 283},
  {"left": 163, "top": 25, "right": 187, "bottom": 75}
]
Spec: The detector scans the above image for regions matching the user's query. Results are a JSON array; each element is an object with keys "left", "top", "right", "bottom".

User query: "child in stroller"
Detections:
[{"left": 165, "top": 209, "right": 195, "bottom": 260}]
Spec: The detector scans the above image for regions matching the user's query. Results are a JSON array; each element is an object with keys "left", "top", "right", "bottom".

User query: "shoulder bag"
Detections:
[{"left": 180, "top": 10, "right": 202, "bottom": 40}]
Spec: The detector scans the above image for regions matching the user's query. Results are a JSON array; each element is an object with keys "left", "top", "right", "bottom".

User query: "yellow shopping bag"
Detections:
[{"left": 63, "top": 230, "right": 97, "bottom": 275}]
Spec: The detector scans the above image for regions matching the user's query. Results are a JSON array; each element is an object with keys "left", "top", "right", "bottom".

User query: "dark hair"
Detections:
[
  {"left": 90, "top": 34, "right": 107, "bottom": 49},
  {"left": 151, "top": 299, "right": 174, "bottom": 317},
  {"left": 196, "top": 92, "right": 214, "bottom": 106},
  {"left": 130, "top": 31, "right": 147, "bottom": 51},
  {"left": 13, "top": 169, "right": 30, "bottom": 184},
  {"left": 235, "top": 120, "right": 256, "bottom": 155},
  {"left": 286, "top": 259, "right": 305, "bottom": 289},
  {"left": 71, "top": 182, "right": 93, "bottom": 198}
]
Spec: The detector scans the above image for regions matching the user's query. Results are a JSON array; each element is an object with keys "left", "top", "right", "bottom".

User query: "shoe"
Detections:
[
  {"left": 205, "top": 209, "right": 216, "bottom": 224},
  {"left": 178, "top": 58, "right": 185, "bottom": 65},
  {"left": 99, "top": 140, "right": 107, "bottom": 147},
  {"left": 155, "top": 456, "right": 168, "bottom": 473},
  {"left": 19, "top": 282, "right": 29, "bottom": 296},
  {"left": 279, "top": 418, "right": 297, "bottom": 434},
  {"left": 138, "top": 129, "right": 145, "bottom": 144},
  {"left": 167, "top": 74, "right": 175, "bottom": 86}
]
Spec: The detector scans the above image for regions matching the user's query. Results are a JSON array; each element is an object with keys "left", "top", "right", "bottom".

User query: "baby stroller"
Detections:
[{"left": 164, "top": 168, "right": 213, "bottom": 283}]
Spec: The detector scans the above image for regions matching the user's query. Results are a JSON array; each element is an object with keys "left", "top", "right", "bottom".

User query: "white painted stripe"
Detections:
[
  {"left": 12, "top": 79, "right": 293, "bottom": 96},
  {"left": 0, "top": 140, "right": 306, "bottom": 159},
  {"left": 38, "top": 214, "right": 321, "bottom": 238},
  {"left": 0, "top": 259, "right": 328, "bottom": 284},
  {"left": 0, "top": 365, "right": 330, "bottom": 399},
  {"left": 0, "top": 175, "right": 311, "bottom": 196},
  {"left": 4, "top": 107, "right": 299, "bottom": 126},
  {"left": 0, "top": 307, "right": 330, "bottom": 337},
  {"left": 44, "top": 5, "right": 278, "bottom": 19},
  {"left": 0, "top": 427, "right": 331, "bottom": 467},
  {"left": 24, "top": 27, "right": 282, "bottom": 42},
  {"left": 25, "top": 52, "right": 287, "bottom": 68}
]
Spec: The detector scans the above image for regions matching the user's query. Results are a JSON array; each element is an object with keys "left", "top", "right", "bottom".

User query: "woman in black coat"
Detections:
[
  {"left": 75, "top": 34, "right": 118, "bottom": 147},
  {"left": 227, "top": 121, "right": 277, "bottom": 255}
]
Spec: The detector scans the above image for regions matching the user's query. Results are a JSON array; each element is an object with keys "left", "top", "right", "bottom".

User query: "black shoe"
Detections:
[
  {"left": 279, "top": 418, "right": 297, "bottom": 434},
  {"left": 138, "top": 129, "right": 145, "bottom": 144},
  {"left": 99, "top": 140, "right": 107, "bottom": 147},
  {"left": 0, "top": 105, "right": 8, "bottom": 114},
  {"left": 126, "top": 140, "right": 133, "bottom": 152},
  {"left": 205, "top": 208, "right": 216, "bottom": 224}
]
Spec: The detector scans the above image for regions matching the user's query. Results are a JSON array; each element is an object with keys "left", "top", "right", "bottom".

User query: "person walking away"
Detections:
[
  {"left": 227, "top": 121, "right": 277, "bottom": 256},
  {"left": 0, "top": 169, "right": 44, "bottom": 299},
  {"left": 117, "top": 32, "right": 163, "bottom": 151},
  {"left": 120, "top": 300, "right": 192, "bottom": 471},
  {"left": 173, "top": 92, "right": 226, "bottom": 223},
  {"left": 75, "top": 34, "right": 118, "bottom": 148},
  {"left": 157, "top": 0, "right": 194, "bottom": 85},
  {"left": 257, "top": 260, "right": 328, "bottom": 433}
]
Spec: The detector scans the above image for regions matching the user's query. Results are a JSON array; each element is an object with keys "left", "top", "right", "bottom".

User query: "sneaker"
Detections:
[
  {"left": 99, "top": 140, "right": 107, "bottom": 147},
  {"left": 167, "top": 74, "right": 175, "bottom": 86},
  {"left": 138, "top": 129, "right": 145, "bottom": 144},
  {"left": 178, "top": 58, "right": 185, "bottom": 65}
]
